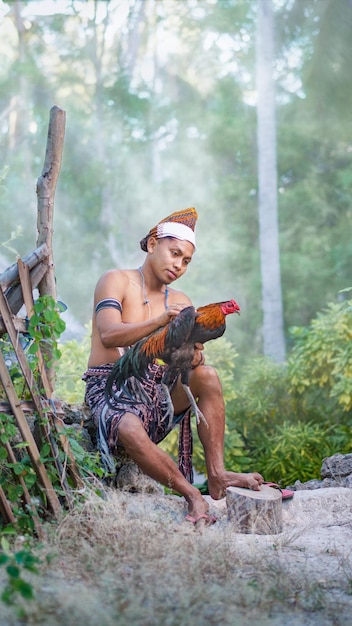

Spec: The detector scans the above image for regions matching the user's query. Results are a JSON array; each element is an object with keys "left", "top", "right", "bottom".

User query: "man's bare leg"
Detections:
[
  {"left": 175, "top": 365, "right": 264, "bottom": 500},
  {"left": 117, "top": 412, "right": 209, "bottom": 519}
]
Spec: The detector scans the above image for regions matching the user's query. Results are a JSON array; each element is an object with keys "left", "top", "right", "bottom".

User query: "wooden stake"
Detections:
[
  {"left": 0, "top": 288, "right": 61, "bottom": 516},
  {"left": 2, "top": 435, "right": 44, "bottom": 538},
  {"left": 0, "top": 286, "right": 74, "bottom": 508},
  {"left": 17, "top": 260, "right": 84, "bottom": 492},
  {"left": 0, "top": 483, "right": 16, "bottom": 526},
  {"left": 0, "top": 350, "right": 61, "bottom": 517},
  {"left": 17, "top": 259, "right": 53, "bottom": 396}
]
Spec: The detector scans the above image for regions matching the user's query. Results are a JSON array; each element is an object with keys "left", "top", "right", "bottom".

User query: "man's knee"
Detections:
[
  {"left": 117, "top": 413, "right": 148, "bottom": 449},
  {"left": 190, "top": 364, "right": 221, "bottom": 395}
]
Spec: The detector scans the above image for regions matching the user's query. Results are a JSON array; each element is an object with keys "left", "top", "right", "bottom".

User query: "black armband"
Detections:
[{"left": 95, "top": 298, "right": 122, "bottom": 315}]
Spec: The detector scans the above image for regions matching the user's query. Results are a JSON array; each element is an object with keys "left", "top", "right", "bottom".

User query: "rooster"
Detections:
[{"left": 105, "top": 299, "right": 240, "bottom": 426}]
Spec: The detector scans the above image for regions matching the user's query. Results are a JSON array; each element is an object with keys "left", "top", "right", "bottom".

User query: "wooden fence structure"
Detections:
[{"left": 0, "top": 106, "right": 83, "bottom": 535}]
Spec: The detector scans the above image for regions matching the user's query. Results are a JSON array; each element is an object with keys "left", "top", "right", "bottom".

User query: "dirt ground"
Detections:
[{"left": 1, "top": 486, "right": 352, "bottom": 626}]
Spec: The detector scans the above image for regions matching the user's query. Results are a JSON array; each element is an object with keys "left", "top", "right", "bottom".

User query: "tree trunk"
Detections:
[{"left": 256, "top": 0, "right": 286, "bottom": 362}]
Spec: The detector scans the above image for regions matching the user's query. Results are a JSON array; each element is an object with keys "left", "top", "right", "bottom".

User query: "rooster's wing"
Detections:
[{"left": 105, "top": 306, "right": 197, "bottom": 405}]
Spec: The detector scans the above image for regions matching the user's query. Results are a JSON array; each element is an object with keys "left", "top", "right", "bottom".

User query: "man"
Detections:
[{"left": 83, "top": 207, "right": 263, "bottom": 524}]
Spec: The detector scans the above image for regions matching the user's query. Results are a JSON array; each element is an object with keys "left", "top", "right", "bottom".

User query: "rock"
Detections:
[
  {"left": 321, "top": 453, "right": 352, "bottom": 479},
  {"left": 286, "top": 454, "right": 352, "bottom": 491},
  {"left": 115, "top": 462, "right": 164, "bottom": 495},
  {"left": 290, "top": 479, "right": 320, "bottom": 490},
  {"left": 58, "top": 401, "right": 96, "bottom": 450},
  {"left": 67, "top": 423, "right": 96, "bottom": 453},
  {"left": 341, "top": 474, "right": 352, "bottom": 488}
]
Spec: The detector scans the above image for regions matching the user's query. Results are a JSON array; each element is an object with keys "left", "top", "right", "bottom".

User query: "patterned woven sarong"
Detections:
[{"left": 82, "top": 363, "right": 193, "bottom": 483}]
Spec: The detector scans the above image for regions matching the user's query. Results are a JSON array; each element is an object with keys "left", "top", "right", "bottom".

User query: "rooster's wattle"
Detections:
[{"left": 105, "top": 299, "right": 240, "bottom": 425}]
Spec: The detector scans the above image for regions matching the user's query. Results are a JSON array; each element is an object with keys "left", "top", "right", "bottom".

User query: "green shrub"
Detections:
[
  {"left": 220, "top": 293, "right": 352, "bottom": 485},
  {"left": 228, "top": 357, "right": 298, "bottom": 448},
  {"left": 288, "top": 294, "right": 352, "bottom": 414},
  {"left": 252, "top": 421, "right": 351, "bottom": 486},
  {"left": 202, "top": 337, "right": 238, "bottom": 404},
  {"left": 0, "top": 536, "right": 40, "bottom": 617}
]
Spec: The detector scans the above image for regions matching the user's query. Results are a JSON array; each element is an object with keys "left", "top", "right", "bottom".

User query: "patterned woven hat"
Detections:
[{"left": 140, "top": 207, "right": 198, "bottom": 252}]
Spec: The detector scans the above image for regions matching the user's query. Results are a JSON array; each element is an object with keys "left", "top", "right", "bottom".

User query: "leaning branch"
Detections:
[{"left": 0, "top": 243, "right": 49, "bottom": 292}]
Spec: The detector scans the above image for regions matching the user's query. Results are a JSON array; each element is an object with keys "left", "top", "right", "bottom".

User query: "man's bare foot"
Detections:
[{"left": 207, "top": 471, "right": 264, "bottom": 500}]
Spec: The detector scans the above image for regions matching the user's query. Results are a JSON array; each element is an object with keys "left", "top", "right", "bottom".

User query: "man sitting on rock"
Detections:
[{"left": 83, "top": 207, "right": 263, "bottom": 525}]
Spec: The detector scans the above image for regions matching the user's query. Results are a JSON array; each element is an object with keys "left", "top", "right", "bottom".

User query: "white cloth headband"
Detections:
[{"left": 156, "top": 222, "right": 196, "bottom": 249}]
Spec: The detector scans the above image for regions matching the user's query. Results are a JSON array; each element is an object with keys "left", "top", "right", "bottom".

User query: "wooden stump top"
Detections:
[{"left": 226, "top": 484, "right": 283, "bottom": 535}]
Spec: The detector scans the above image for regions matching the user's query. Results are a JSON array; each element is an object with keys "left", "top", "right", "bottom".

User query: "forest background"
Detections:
[
  {"left": 0, "top": 0, "right": 351, "bottom": 486},
  {"left": 1, "top": 0, "right": 351, "bottom": 354}
]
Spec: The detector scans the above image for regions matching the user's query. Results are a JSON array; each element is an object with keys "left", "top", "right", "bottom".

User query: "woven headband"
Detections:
[{"left": 156, "top": 222, "right": 196, "bottom": 248}]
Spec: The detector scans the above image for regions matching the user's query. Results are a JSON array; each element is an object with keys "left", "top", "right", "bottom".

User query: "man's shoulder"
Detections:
[
  {"left": 167, "top": 285, "right": 192, "bottom": 305},
  {"left": 97, "top": 268, "right": 133, "bottom": 285}
]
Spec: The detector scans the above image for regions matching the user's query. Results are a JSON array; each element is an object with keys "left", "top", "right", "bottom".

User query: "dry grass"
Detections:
[{"left": 1, "top": 487, "right": 352, "bottom": 626}]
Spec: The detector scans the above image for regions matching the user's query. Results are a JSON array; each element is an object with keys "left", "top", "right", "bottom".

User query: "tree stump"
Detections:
[{"left": 226, "top": 485, "right": 282, "bottom": 534}]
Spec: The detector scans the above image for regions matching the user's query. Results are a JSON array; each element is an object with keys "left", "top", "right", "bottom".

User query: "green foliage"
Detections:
[
  {"left": 63, "top": 425, "right": 108, "bottom": 483},
  {"left": 0, "top": 411, "right": 18, "bottom": 445},
  {"left": 0, "top": 337, "right": 28, "bottom": 401},
  {"left": 225, "top": 357, "right": 310, "bottom": 484},
  {"left": 0, "top": 296, "right": 66, "bottom": 402},
  {"left": 0, "top": 536, "right": 39, "bottom": 613},
  {"left": 0, "top": 415, "right": 57, "bottom": 532},
  {"left": 0, "top": 412, "right": 35, "bottom": 513},
  {"left": 202, "top": 338, "right": 238, "bottom": 404},
  {"left": 222, "top": 296, "right": 352, "bottom": 485},
  {"left": 288, "top": 294, "right": 352, "bottom": 413},
  {"left": 26, "top": 296, "right": 66, "bottom": 371},
  {"left": 228, "top": 357, "right": 298, "bottom": 446},
  {"left": 0, "top": 296, "right": 66, "bottom": 406},
  {"left": 56, "top": 324, "right": 91, "bottom": 403},
  {"left": 253, "top": 421, "right": 350, "bottom": 486}
]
